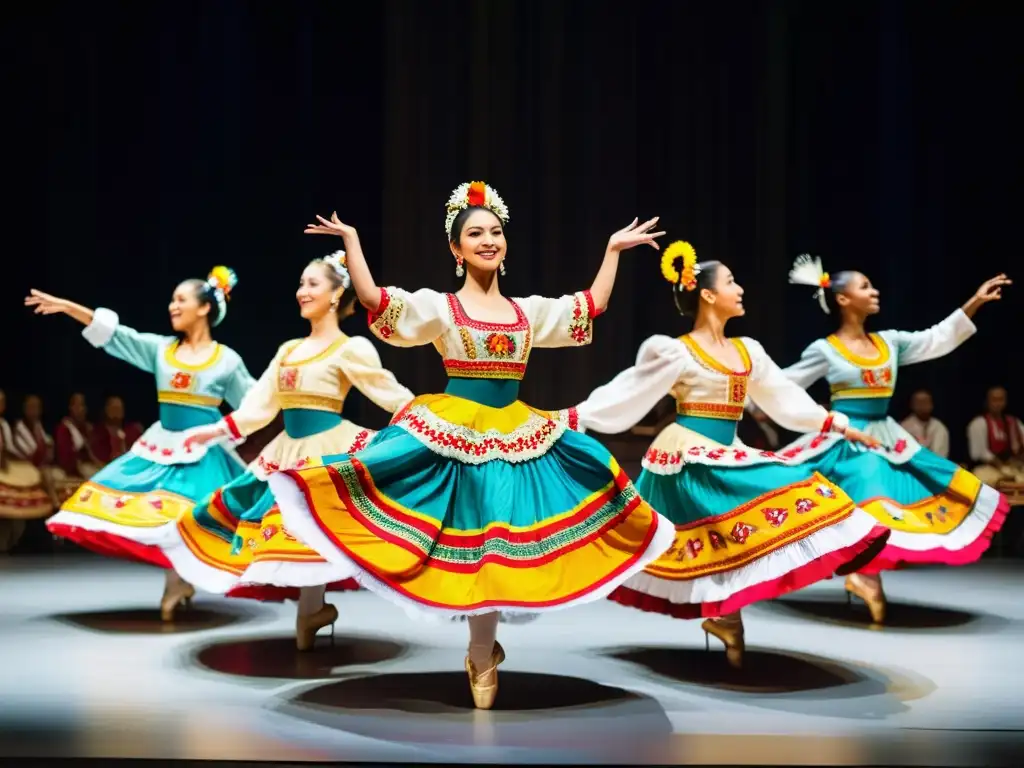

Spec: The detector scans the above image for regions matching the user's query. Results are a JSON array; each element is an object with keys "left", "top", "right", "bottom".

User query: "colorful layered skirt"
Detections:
[
  {"left": 266, "top": 380, "right": 675, "bottom": 618},
  {"left": 46, "top": 405, "right": 246, "bottom": 567},
  {"left": 772, "top": 400, "right": 1008, "bottom": 572},
  {"left": 163, "top": 410, "right": 372, "bottom": 601},
  {"left": 608, "top": 414, "right": 892, "bottom": 619}
]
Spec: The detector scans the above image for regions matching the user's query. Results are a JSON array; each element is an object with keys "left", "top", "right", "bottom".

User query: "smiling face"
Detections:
[
  {"left": 296, "top": 262, "right": 342, "bottom": 321},
  {"left": 168, "top": 282, "right": 211, "bottom": 333},
  {"left": 449, "top": 208, "right": 507, "bottom": 275},
  {"left": 834, "top": 271, "right": 880, "bottom": 316},
  {"left": 700, "top": 262, "right": 746, "bottom": 319}
]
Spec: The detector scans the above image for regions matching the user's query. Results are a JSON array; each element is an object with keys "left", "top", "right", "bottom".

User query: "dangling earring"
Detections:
[
  {"left": 455, "top": 257, "right": 465, "bottom": 277},
  {"left": 499, "top": 260, "right": 506, "bottom": 276}
]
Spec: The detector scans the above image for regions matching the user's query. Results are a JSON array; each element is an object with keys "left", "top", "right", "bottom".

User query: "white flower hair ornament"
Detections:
[
  {"left": 789, "top": 253, "right": 832, "bottom": 314},
  {"left": 444, "top": 181, "right": 510, "bottom": 240},
  {"left": 205, "top": 266, "right": 238, "bottom": 326},
  {"left": 321, "top": 250, "right": 351, "bottom": 290}
]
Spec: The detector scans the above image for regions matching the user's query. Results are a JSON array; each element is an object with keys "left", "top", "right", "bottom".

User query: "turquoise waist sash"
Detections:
[
  {"left": 831, "top": 397, "right": 890, "bottom": 422},
  {"left": 675, "top": 414, "right": 737, "bottom": 445},
  {"left": 159, "top": 403, "right": 221, "bottom": 431},
  {"left": 283, "top": 408, "right": 343, "bottom": 439},
  {"left": 445, "top": 378, "right": 521, "bottom": 409}
]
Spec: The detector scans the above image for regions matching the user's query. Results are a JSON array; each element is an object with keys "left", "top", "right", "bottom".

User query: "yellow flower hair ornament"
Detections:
[
  {"left": 661, "top": 241, "right": 700, "bottom": 291},
  {"left": 205, "top": 265, "right": 238, "bottom": 326}
]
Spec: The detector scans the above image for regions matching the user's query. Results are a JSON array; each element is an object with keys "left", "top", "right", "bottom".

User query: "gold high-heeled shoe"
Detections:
[
  {"left": 296, "top": 603, "right": 338, "bottom": 651},
  {"left": 465, "top": 641, "right": 506, "bottom": 710},
  {"left": 845, "top": 575, "right": 886, "bottom": 624},
  {"left": 701, "top": 618, "right": 744, "bottom": 669},
  {"left": 160, "top": 583, "right": 196, "bottom": 622}
]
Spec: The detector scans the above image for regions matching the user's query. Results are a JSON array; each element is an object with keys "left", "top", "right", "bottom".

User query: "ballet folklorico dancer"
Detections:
[
  {"left": 169, "top": 252, "right": 415, "bottom": 650},
  {"left": 574, "top": 243, "right": 891, "bottom": 668},
  {"left": 24, "top": 268, "right": 256, "bottom": 619},
  {"left": 775, "top": 256, "right": 1011, "bottom": 622},
  {"left": 265, "top": 181, "right": 675, "bottom": 708}
]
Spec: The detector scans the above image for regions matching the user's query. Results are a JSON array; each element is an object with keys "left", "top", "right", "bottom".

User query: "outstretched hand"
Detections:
[
  {"left": 304, "top": 211, "right": 358, "bottom": 241},
  {"left": 974, "top": 274, "right": 1011, "bottom": 303},
  {"left": 608, "top": 217, "right": 665, "bottom": 253},
  {"left": 843, "top": 426, "right": 880, "bottom": 449},
  {"left": 24, "top": 289, "right": 68, "bottom": 315}
]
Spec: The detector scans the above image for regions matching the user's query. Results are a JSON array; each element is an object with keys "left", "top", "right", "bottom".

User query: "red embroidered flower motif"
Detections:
[
  {"left": 893, "top": 439, "right": 908, "bottom": 454},
  {"left": 688, "top": 446, "right": 703, "bottom": 456},
  {"left": 278, "top": 367, "right": 299, "bottom": 391},
  {"left": 880, "top": 367, "right": 892, "bottom": 384},
  {"left": 809, "top": 434, "right": 829, "bottom": 449},
  {"left": 685, "top": 538, "right": 704, "bottom": 558},
  {"left": 861, "top": 369, "right": 877, "bottom": 387},
  {"left": 485, "top": 333, "right": 517, "bottom": 358},
  {"left": 760, "top": 450, "right": 777, "bottom": 458},
  {"left": 732, "top": 450, "right": 748, "bottom": 460},
  {"left": 379, "top": 325, "right": 393, "bottom": 338},
  {"left": 645, "top": 448, "right": 682, "bottom": 466},
  {"left": 708, "top": 530, "right": 728, "bottom": 550},
  {"left": 169, "top": 371, "right": 192, "bottom": 390},
  {"left": 795, "top": 498, "right": 817, "bottom": 514},
  {"left": 148, "top": 497, "right": 164, "bottom": 510},
  {"left": 262, "top": 525, "right": 277, "bottom": 541},
  {"left": 349, "top": 430, "right": 371, "bottom": 453},
  {"left": 730, "top": 521, "right": 755, "bottom": 544},
  {"left": 782, "top": 446, "right": 804, "bottom": 459},
  {"left": 706, "top": 448, "right": 726, "bottom": 461},
  {"left": 815, "top": 484, "right": 837, "bottom": 499},
  {"left": 762, "top": 507, "right": 789, "bottom": 527},
  {"left": 114, "top": 495, "right": 131, "bottom": 509}
]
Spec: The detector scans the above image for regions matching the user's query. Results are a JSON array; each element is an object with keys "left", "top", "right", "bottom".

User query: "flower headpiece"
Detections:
[
  {"left": 661, "top": 241, "right": 700, "bottom": 291},
  {"left": 205, "top": 266, "right": 238, "bottom": 326},
  {"left": 788, "top": 254, "right": 832, "bottom": 314},
  {"left": 320, "top": 250, "right": 351, "bottom": 290},
  {"left": 444, "top": 180, "right": 510, "bottom": 239}
]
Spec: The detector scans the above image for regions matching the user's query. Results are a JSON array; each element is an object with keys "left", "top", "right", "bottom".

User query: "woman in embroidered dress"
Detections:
[
  {"left": 266, "top": 181, "right": 675, "bottom": 708},
  {"left": 574, "top": 243, "right": 892, "bottom": 669},
  {"left": 24, "top": 268, "right": 256, "bottom": 619},
  {"left": 167, "top": 252, "right": 415, "bottom": 650},
  {"left": 776, "top": 256, "right": 1011, "bottom": 623},
  {"left": 0, "top": 389, "right": 53, "bottom": 552}
]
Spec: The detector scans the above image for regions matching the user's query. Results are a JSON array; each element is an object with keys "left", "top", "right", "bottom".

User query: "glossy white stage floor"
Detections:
[{"left": 0, "top": 552, "right": 1021, "bottom": 766}]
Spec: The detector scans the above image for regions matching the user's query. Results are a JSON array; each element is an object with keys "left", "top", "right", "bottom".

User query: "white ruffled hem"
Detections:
[
  {"left": 235, "top": 559, "right": 357, "bottom": 590},
  {"left": 267, "top": 471, "right": 677, "bottom": 621},
  {"left": 620, "top": 507, "right": 879, "bottom": 605},
  {"left": 46, "top": 509, "right": 173, "bottom": 547},
  {"left": 880, "top": 483, "right": 1002, "bottom": 552},
  {"left": 131, "top": 422, "right": 246, "bottom": 467}
]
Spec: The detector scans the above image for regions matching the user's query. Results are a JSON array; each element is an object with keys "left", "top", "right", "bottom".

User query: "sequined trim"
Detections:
[
  {"left": 442, "top": 359, "right": 526, "bottom": 380},
  {"left": 368, "top": 288, "right": 404, "bottom": 341},
  {"left": 567, "top": 291, "right": 595, "bottom": 345},
  {"left": 392, "top": 403, "right": 566, "bottom": 463},
  {"left": 675, "top": 401, "right": 744, "bottom": 420}
]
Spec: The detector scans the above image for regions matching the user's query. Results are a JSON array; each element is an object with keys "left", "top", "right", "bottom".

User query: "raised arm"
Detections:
[
  {"left": 781, "top": 341, "right": 830, "bottom": 389},
  {"left": 25, "top": 289, "right": 165, "bottom": 374},
  {"left": 304, "top": 213, "right": 381, "bottom": 312},
  {"left": 588, "top": 217, "right": 665, "bottom": 313},
  {"left": 576, "top": 335, "right": 688, "bottom": 435},
  {"left": 337, "top": 337, "right": 415, "bottom": 414}
]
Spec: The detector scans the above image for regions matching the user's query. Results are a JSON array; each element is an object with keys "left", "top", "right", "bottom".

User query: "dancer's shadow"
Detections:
[
  {"left": 273, "top": 671, "right": 673, "bottom": 751},
  {"left": 607, "top": 646, "right": 931, "bottom": 720},
  {"left": 193, "top": 635, "right": 410, "bottom": 680},
  {"left": 762, "top": 596, "right": 999, "bottom": 631},
  {"left": 48, "top": 603, "right": 256, "bottom": 634}
]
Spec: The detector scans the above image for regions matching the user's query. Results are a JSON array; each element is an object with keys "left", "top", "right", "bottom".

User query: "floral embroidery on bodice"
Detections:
[
  {"left": 670, "top": 336, "right": 753, "bottom": 421},
  {"left": 442, "top": 294, "right": 534, "bottom": 380},
  {"left": 157, "top": 340, "right": 238, "bottom": 409},
  {"left": 822, "top": 333, "right": 896, "bottom": 403}
]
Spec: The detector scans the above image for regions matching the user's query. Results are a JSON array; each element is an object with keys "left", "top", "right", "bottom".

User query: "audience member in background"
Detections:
[
  {"left": 0, "top": 389, "right": 52, "bottom": 551},
  {"left": 12, "top": 394, "right": 62, "bottom": 507},
  {"left": 52, "top": 393, "right": 101, "bottom": 505},
  {"left": 968, "top": 385, "right": 1024, "bottom": 485},
  {"left": 90, "top": 395, "right": 143, "bottom": 465},
  {"left": 900, "top": 389, "right": 950, "bottom": 458}
]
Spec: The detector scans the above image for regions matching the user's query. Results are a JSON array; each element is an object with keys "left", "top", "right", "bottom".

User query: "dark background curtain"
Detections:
[{"left": 2, "top": 0, "right": 1020, "bottom": 461}]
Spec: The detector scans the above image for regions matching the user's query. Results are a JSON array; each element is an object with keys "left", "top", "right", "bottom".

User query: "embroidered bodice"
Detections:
[
  {"left": 221, "top": 334, "right": 414, "bottom": 441},
  {"left": 82, "top": 307, "right": 254, "bottom": 428},
  {"left": 367, "top": 287, "right": 601, "bottom": 381},
  {"left": 783, "top": 309, "right": 976, "bottom": 419},
  {"left": 577, "top": 333, "right": 848, "bottom": 438}
]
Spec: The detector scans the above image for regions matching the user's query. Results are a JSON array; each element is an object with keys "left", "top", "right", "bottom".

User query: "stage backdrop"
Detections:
[{"left": 2, "top": 0, "right": 1020, "bottom": 462}]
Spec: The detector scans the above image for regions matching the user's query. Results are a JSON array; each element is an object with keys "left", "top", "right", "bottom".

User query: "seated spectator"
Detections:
[
  {"left": 900, "top": 389, "right": 950, "bottom": 458},
  {"left": 967, "top": 385, "right": 1024, "bottom": 485}
]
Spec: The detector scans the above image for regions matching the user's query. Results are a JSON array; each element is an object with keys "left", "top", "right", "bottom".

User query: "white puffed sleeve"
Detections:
[
  {"left": 336, "top": 336, "right": 415, "bottom": 414},
  {"left": 887, "top": 309, "right": 977, "bottom": 366},
  {"left": 82, "top": 308, "right": 168, "bottom": 374},
  {"left": 781, "top": 340, "right": 830, "bottom": 390},
  {"left": 744, "top": 338, "right": 849, "bottom": 435},
  {"left": 221, "top": 344, "right": 289, "bottom": 440},
  {"left": 366, "top": 287, "right": 448, "bottom": 348},
  {"left": 576, "top": 335, "right": 688, "bottom": 434},
  {"left": 517, "top": 290, "right": 601, "bottom": 348}
]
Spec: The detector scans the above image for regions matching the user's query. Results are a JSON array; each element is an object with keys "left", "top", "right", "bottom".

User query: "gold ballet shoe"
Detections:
[
  {"left": 296, "top": 603, "right": 339, "bottom": 651},
  {"left": 160, "top": 583, "right": 196, "bottom": 622},
  {"left": 465, "top": 641, "right": 506, "bottom": 710},
  {"left": 702, "top": 618, "right": 745, "bottom": 669},
  {"left": 845, "top": 575, "right": 886, "bottom": 624}
]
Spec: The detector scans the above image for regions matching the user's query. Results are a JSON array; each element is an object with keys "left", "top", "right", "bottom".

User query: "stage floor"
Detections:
[{"left": 0, "top": 552, "right": 1021, "bottom": 766}]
